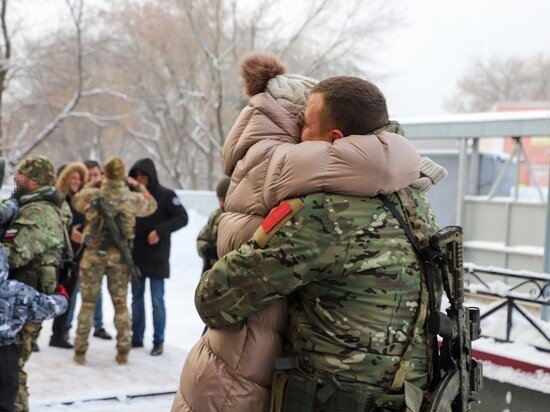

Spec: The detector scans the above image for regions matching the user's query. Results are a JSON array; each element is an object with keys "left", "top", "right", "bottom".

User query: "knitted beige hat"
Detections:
[{"left": 240, "top": 51, "right": 318, "bottom": 116}]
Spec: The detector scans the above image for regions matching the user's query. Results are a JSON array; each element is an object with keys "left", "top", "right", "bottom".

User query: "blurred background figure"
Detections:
[
  {"left": 49, "top": 162, "right": 88, "bottom": 349},
  {"left": 129, "top": 158, "right": 188, "bottom": 356}
]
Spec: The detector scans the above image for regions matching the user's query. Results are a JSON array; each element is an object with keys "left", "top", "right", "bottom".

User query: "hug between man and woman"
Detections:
[{"left": 174, "top": 52, "right": 446, "bottom": 412}]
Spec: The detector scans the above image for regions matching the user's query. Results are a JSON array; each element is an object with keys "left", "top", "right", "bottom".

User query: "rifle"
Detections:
[
  {"left": 378, "top": 196, "right": 482, "bottom": 412},
  {"left": 91, "top": 196, "right": 142, "bottom": 284},
  {"left": 424, "top": 226, "right": 483, "bottom": 412}
]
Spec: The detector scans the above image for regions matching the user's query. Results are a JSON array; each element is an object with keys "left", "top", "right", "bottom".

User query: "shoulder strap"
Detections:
[
  {"left": 377, "top": 195, "right": 439, "bottom": 314},
  {"left": 378, "top": 194, "right": 442, "bottom": 390},
  {"left": 52, "top": 204, "right": 74, "bottom": 261}
]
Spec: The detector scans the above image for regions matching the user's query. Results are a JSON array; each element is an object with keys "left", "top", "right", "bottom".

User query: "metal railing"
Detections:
[{"left": 463, "top": 263, "right": 550, "bottom": 352}]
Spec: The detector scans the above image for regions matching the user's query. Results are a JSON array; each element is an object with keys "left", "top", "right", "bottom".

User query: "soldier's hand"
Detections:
[
  {"left": 70, "top": 224, "right": 84, "bottom": 244},
  {"left": 148, "top": 230, "right": 160, "bottom": 245},
  {"left": 127, "top": 176, "right": 139, "bottom": 189}
]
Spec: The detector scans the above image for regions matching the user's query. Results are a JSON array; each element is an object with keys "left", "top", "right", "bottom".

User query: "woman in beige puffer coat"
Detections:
[{"left": 172, "top": 53, "right": 423, "bottom": 412}]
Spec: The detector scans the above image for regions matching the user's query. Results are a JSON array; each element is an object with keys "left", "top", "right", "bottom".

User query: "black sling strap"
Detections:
[{"left": 378, "top": 194, "right": 442, "bottom": 387}]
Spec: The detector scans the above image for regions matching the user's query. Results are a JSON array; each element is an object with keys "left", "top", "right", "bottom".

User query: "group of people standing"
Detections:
[
  {"left": 2, "top": 48, "right": 449, "bottom": 412},
  {"left": 0, "top": 154, "right": 187, "bottom": 412}
]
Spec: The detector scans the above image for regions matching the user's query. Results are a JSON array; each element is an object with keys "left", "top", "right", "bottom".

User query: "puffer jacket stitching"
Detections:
[
  {"left": 203, "top": 334, "right": 267, "bottom": 388},
  {"left": 249, "top": 105, "right": 298, "bottom": 139},
  {"left": 176, "top": 389, "right": 191, "bottom": 411},
  {"left": 219, "top": 327, "right": 252, "bottom": 411},
  {"left": 223, "top": 108, "right": 255, "bottom": 175}
]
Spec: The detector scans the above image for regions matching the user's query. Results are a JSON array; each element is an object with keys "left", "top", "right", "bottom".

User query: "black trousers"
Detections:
[
  {"left": 0, "top": 344, "right": 18, "bottom": 412},
  {"left": 51, "top": 267, "right": 79, "bottom": 336}
]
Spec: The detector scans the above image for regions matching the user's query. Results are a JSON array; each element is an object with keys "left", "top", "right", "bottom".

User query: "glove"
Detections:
[{"left": 57, "top": 284, "right": 70, "bottom": 301}]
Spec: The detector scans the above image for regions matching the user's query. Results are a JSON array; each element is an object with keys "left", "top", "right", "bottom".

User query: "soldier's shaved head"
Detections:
[{"left": 311, "top": 76, "right": 389, "bottom": 137}]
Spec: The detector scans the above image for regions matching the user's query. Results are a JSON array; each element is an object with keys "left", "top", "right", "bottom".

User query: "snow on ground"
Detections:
[
  {"left": 22, "top": 199, "right": 550, "bottom": 410},
  {"left": 29, "top": 208, "right": 208, "bottom": 411}
]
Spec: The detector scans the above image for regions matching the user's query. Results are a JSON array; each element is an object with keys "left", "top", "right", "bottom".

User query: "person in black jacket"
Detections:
[{"left": 129, "top": 158, "right": 188, "bottom": 356}]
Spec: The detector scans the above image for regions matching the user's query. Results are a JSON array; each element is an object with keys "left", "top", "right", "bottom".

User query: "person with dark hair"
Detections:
[
  {"left": 304, "top": 76, "right": 389, "bottom": 140},
  {"left": 73, "top": 157, "right": 157, "bottom": 365},
  {"left": 128, "top": 158, "right": 188, "bottom": 356},
  {"left": 190, "top": 76, "right": 443, "bottom": 412},
  {"left": 196, "top": 176, "right": 230, "bottom": 273},
  {"left": 83, "top": 160, "right": 101, "bottom": 183}
]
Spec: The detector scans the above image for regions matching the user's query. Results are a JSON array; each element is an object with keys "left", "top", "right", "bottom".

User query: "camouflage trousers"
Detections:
[
  {"left": 74, "top": 247, "right": 131, "bottom": 355},
  {"left": 14, "top": 321, "right": 42, "bottom": 412}
]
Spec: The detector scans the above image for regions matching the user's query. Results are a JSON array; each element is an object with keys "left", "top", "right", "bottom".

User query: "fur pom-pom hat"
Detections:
[
  {"left": 240, "top": 51, "right": 318, "bottom": 116},
  {"left": 104, "top": 157, "right": 126, "bottom": 181}
]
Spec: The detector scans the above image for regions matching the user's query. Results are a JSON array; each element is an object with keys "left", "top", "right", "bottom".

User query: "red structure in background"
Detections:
[{"left": 494, "top": 103, "right": 550, "bottom": 188}]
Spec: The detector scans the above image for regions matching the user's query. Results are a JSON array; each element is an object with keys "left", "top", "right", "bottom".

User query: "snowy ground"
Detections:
[
  {"left": 24, "top": 203, "right": 550, "bottom": 410},
  {"left": 29, "top": 209, "right": 208, "bottom": 411}
]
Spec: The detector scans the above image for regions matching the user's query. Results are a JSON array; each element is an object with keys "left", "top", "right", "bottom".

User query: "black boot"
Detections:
[
  {"left": 49, "top": 334, "right": 73, "bottom": 349},
  {"left": 93, "top": 328, "right": 113, "bottom": 340},
  {"left": 151, "top": 342, "right": 163, "bottom": 356}
]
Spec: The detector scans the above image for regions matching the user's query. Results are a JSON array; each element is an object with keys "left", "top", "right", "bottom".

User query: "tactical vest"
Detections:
[{"left": 9, "top": 201, "right": 70, "bottom": 294}]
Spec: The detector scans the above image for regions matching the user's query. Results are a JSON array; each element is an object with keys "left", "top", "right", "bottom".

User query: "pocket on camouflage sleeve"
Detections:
[{"left": 38, "top": 265, "right": 57, "bottom": 294}]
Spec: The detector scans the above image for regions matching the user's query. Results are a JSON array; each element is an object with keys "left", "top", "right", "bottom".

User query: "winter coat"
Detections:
[
  {"left": 0, "top": 246, "right": 68, "bottom": 346},
  {"left": 56, "top": 163, "right": 88, "bottom": 256},
  {"left": 4, "top": 186, "right": 73, "bottom": 295},
  {"left": 174, "top": 93, "right": 420, "bottom": 412},
  {"left": 129, "top": 158, "right": 188, "bottom": 278}
]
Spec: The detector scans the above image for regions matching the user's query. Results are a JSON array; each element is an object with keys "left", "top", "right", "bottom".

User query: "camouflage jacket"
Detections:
[
  {"left": 4, "top": 187, "right": 72, "bottom": 293},
  {"left": 197, "top": 208, "right": 223, "bottom": 272},
  {"left": 196, "top": 188, "right": 439, "bottom": 390},
  {"left": 73, "top": 179, "right": 157, "bottom": 250},
  {"left": 0, "top": 245, "right": 68, "bottom": 346}
]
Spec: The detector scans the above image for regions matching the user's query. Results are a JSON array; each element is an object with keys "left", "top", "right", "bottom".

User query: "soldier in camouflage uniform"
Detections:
[
  {"left": 3, "top": 155, "right": 72, "bottom": 412},
  {"left": 72, "top": 157, "right": 157, "bottom": 365},
  {"left": 196, "top": 176, "right": 231, "bottom": 273},
  {"left": 195, "top": 77, "right": 442, "bottom": 412}
]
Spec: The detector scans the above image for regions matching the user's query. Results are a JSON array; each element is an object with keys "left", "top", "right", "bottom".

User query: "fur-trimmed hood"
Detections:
[{"left": 56, "top": 162, "right": 88, "bottom": 196}]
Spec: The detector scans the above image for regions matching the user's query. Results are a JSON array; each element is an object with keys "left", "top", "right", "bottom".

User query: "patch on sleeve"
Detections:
[
  {"left": 262, "top": 201, "right": 292, "bottom": 233},
  {"left": 253, "top": 198, "right": 304, "bottom": 248},
  {"left": 4, "top": 229, "right": 17, "bottom": 238},
  {"left": 172, "top": 196, "right": 182, "bottom": 206}
]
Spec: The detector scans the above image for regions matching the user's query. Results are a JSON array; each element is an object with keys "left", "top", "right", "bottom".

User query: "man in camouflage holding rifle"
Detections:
[
  {"left": 72, "top": 157, "right": 156, "bottom": 365},
  {"left": 3, "top": 155, "right": 72, "bottom": 412}
]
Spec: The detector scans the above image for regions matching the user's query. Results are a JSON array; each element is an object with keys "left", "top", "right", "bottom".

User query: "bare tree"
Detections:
[
  {"left": 0, "top": 0, "right": 11, "bottom": 156},
  {"left": 445, "top": 53, "right": 550, "bottom": 112},
  {"left": 104, "top": 0, "right": 397, "bottom": 189},
  {"left": 2, "top": 0, "right": 398, "bottom": 187}
]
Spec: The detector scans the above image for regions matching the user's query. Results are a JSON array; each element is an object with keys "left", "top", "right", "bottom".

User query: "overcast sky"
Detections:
[
  {"left": 375, "top": 0, "right": 550, "bottom": 117},
  {"left": 12, "top": 0, "right": 550, "bottom": 117}
]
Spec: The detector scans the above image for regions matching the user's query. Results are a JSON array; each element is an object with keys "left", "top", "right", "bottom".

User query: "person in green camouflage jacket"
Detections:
[
  {"left": 195, "top": 77, "right": 442, "bottom": 412},
  {"left": 196, "top": 177, "right": 230, "bottom": 273},
  {"left": 72, "top": 157, "right": 157, "bottom": 365},
  {"left": 4, "top": 155, "right": 72, "bottom": 412}
]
